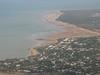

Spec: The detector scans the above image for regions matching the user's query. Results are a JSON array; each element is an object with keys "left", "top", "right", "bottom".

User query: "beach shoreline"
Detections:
[
  {"left": 43, "top": 10, "right": 100, "bottom": 44},
  {"left": 29, "top": 10, "right": 100, "bottom": 56},
  {"left": 0, "top": 72, "right": 24, "bottom": 75},
  {"left": 1, "top": 10, "right": 100, "bottom": 75}
]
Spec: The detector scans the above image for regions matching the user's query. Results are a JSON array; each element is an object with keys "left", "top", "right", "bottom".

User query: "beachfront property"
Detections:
[{"left": 0, "top": 37, "right": 100, "bottom": 75}]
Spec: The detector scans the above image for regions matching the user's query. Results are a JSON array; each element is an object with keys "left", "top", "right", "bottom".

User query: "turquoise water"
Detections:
[{"left": 0, "top": 0, "right": 100, "bottom": 59}]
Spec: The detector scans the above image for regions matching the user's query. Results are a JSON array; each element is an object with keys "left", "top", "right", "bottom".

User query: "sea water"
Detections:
[{"left": 0, "top": 0, "right": 99, "bottom": 59}]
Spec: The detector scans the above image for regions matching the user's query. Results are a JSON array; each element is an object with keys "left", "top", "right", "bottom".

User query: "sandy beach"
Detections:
[
  {"left": 29, "top": 10, "right": 100, "bottom": 56},
  {"left": 0, "top": 72, "right": 24, "bottom": 75},
  {"left": 43, "top": 10, "right": 100, "bottom": 44}
]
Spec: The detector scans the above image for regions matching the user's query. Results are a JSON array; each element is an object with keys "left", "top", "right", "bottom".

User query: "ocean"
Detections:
[{"left": 0, "top": 0, "right": 100, "bottom": 59}]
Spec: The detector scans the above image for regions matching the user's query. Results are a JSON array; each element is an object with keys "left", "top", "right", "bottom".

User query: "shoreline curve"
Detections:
[{"left": 43, "top": 10, "right": 100, "bottom": 44}]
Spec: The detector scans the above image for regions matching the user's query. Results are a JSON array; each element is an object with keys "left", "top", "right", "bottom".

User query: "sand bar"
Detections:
[{"left": 43, "top": 10, "right": 100, "bottom": 44}]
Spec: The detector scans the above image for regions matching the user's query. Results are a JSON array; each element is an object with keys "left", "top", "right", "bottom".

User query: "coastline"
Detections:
[
  {"left": 0, "top": 10, "right": 100, "bottom": 75},
  {"left": 43, "top": 10, "right": 100, "bottom": 44},
  {"left": 29, "top": 10, "right": 100, "bottom": 57},
  {"left": 0, "top": 72, "right": 24, "bottom": 75}
]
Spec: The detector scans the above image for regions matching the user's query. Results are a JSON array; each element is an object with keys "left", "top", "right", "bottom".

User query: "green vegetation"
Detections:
[
  {"left": 57, "top": 9, "right": 100, "bottom": 31},
  {"left": 0, "top": 36, "right": 100, "bottom": 75}
]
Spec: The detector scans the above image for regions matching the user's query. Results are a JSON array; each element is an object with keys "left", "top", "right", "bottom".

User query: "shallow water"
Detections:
[
  {"left": 0, "top": 9, "right": 59, "bottom": 59},
  {"left": 0, "top": 0, "right": 99, "bottom": 59}
]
